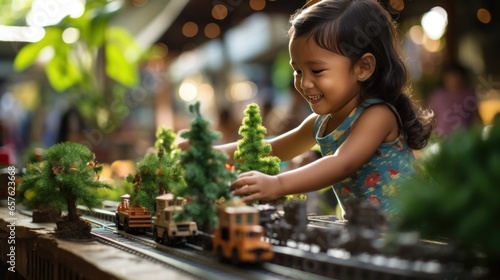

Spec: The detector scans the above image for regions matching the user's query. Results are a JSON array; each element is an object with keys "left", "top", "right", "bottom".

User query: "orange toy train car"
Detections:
[
  {"left": 115, "top": 194, "right": 152, "bottom": 233},
  {"left": 212, "top": 200, "right": 274, "bottom": 264}
]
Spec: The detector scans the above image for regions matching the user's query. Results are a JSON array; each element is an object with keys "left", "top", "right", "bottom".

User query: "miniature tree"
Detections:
[
  {"left": 234, "top": 103, "right": 281, "bottom": 175},
  {"left": 393, "top": 118, "right": 500, "bottom": 277},
  {"left": 154, "top": 126, "right": 177, "bottom": 153},
  {"left": 18, "top": 142, "right": 110, "bottom": 239},
  {"left": 126, "top": 127, "right": 184, "bottom": 214},
  {"left": 234, "top": 103, "right": 288, "bottom": 204},
  {"left": 172, "top": 102, "right": 236, "bottom": 231}
]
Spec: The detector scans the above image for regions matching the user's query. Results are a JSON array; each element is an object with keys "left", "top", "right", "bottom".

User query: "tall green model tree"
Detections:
[
  {"left": 234, "top": 103, "right": 280, "bottom": 175},
  {"left": 126, "top": 127, "right": 184, "bottom": 214},
  {"left": 18, "top": 142, "right": 110, "bottom": 239},
  {"left": 172, "top": 102, "right": 236, "bottom": 231}
]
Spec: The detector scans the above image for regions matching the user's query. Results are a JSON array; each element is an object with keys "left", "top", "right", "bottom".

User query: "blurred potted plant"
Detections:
[{"left": 13, "top": 0, "right": 144, "bottom": 131}]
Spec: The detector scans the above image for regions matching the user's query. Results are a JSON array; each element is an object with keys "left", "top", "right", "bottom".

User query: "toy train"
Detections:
[
  {"left": 152, "top": 193, "right": 198, "bottom": 245},
  {"left": 113, "top": 192, "right": 369, "bottom": 264},
  {"left": 115, "top": 194, "right": 151, "bottom": 234},
  {"left": 114, "top": 193, "right": 274, "bottom": 263},
  {"left": 213, "top": 199, "right": 274, "bottom": 264},
  {"left": 107, "top": 196, "right": 462, "bottom": 279},
  {"left": 263, "top": 200, "right": 346, "bottom": 252}
]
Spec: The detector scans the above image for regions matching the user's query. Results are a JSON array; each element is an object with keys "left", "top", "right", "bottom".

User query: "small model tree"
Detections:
[
  {"left": 18, "top": 142, "right": 110, "bottom": 239},
  {"left": 154, "top": 126, "right": 177, "bottom": 153},
  {"left": 172, "top": 102, "right": 236, "bottom": 231},
  {"left": 393, "top": 118, "right": 500, "bottom": 277},
  {"left": 126, "top": 127, "right": 184, "bottom": 214},
  {"left": 233, "top": 103, "right": 283, "bottom": 204},
  {"left": 234, "top": 103, "right": 281, "bottom": 175}
]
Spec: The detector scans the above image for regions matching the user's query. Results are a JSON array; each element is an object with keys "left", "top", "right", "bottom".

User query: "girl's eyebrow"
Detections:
[
  {"left": 290, "top": 59, "right": 328, "bottom": 66},
  {"left": 306, "top": 60, "right": 328, "bottom": 65}
]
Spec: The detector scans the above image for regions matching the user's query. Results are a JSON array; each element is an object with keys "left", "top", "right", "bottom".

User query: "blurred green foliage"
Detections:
[
  {"left": 154, "top": 127, "right": 177, "bottom": 154},
  {"left": 0, "top": 0, "right": 32, "bottom": 25},
  {"left": 395, "top": 119, "right": 500, "bottom": 266},
  {"left": 98, "top": 178, "right": 133, "bottom": 202},
  {"left": 13, "top": 0, "right": 145, "bottom": 130}
]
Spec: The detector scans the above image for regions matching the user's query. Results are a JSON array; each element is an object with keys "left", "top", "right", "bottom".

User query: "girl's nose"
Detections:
[{"left": 300, "top": 75, "right": 313, "bottom": 89}]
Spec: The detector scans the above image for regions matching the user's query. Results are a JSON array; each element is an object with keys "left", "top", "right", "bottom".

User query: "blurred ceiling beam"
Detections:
[{"left": 112, "top": 0, "right": 189, "bottom": 48}]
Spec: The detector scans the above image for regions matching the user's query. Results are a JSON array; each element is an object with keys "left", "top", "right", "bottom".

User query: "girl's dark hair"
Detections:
[{"left": 289, "top": 0, "right": 433, "bottom": 149}]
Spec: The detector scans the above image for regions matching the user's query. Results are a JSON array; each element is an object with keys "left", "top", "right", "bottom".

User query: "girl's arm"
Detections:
[
  {"left": 232, "top": 104, "right": 399, "bottom": 202},
  {"left": 265, "top": 113, "right": 318, "bottom": 161},
  {"left": 214, "top": 113, "right": 319, "bottom": 164}
]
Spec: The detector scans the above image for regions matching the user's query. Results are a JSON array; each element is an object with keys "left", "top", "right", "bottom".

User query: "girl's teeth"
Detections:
[{"left": 310, "top": 95, "right": 322, "bottom": 100}]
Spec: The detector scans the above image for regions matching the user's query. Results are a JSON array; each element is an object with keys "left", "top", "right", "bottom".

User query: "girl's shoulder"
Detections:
[
  {"left": 360, "top": 98, "right": 402, "bottom": 127},
  {"left": 357, "top": 103, "right": 400, "bottom": 143}
]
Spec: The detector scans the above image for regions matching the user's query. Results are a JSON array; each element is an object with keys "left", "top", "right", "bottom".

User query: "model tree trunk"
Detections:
[{"left": 66, "top": 195, "right": 78, "bottom": 222}]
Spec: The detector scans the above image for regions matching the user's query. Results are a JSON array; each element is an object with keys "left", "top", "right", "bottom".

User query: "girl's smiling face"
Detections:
[{"left": 289, "top": 36, "right": 361, "bottom": 117}]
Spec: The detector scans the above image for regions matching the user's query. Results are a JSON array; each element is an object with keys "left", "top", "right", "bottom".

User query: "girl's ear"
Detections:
[{"left": 355, "top": 53, "right": 376, "bottom": 82}]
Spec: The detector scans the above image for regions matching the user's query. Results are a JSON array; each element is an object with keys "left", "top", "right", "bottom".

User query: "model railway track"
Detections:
[
  {"left": 83, "top": 205, "right": 479, "bottom": 280},
  {"left": 85, "top": 214, "right": 329, "bottom": 280}
]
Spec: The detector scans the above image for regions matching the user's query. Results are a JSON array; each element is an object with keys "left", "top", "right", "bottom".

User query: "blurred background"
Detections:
[{"left": 0, "top": 0, "right": 499, "bottom": 188}]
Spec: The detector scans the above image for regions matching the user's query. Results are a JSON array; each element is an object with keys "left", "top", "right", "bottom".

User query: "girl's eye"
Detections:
[
  {"left": 294, "top": 70, "right": 302, "bottom": 75},
  {"left": 312, "top": 69, "right": 325, "bottom": 74}
]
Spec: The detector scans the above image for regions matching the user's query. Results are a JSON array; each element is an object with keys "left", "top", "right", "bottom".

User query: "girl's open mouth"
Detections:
[{"left": 309, "top": 94, "right": 323, "bottom": 103}]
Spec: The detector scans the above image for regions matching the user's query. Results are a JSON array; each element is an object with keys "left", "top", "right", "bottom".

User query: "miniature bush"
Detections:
[{"left": 127, "top": 128, "right": 184, "bottom": 214}]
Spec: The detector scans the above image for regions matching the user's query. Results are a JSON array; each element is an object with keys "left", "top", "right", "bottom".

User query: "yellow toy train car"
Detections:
[{"left": 152, "top": 193, "right": 198, "bottom": 245}]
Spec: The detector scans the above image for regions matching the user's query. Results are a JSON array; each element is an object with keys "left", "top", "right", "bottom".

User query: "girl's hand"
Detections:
[{"left": 231, "top": 171, "right": 284, "bottom": 203}]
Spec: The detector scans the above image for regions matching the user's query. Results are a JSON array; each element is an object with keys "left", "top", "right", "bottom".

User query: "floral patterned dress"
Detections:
[{"left": 313, "top": 98, "right": 417, "bottom": 219}]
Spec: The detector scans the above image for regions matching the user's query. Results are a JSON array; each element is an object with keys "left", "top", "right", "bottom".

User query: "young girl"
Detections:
[{"left": 219, "top": 0, "right": 434, "bottom": 219}]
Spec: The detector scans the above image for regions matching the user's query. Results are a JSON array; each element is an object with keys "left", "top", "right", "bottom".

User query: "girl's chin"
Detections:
[{"left": 310, "top": 107, "right": 329, "bottom": 116}]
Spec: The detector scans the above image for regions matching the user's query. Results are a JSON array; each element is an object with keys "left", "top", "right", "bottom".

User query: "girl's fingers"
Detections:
[
  {"left": 232, "top": 175, "right": 254, "bottom": 189},
  {"left": 232, "top": 184, "right": 251, "bottom": 195},
  {"left": 241, "top": 193, "right": 260, "bottom": 203},
  {"left": 237, "top": 171, "right": 254, "bottom": 178}
]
